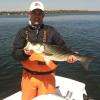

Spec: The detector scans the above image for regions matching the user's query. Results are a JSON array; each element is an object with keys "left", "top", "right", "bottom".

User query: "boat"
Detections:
[{"left": 4, "top": 75, "right": 87, "bottom": 100}]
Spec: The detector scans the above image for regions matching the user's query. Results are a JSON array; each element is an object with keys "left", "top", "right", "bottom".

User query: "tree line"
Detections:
[{"left": 0, "top": 10, "right": 100, "bottom": 16}]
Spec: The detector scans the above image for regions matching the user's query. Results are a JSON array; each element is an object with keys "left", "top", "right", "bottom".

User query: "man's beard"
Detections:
[
  {"left": 34, "top": 21, "right": 39, "bottom": 26},
  {"left": 28, "top": 20, "right": 41, "bottom": 29}
]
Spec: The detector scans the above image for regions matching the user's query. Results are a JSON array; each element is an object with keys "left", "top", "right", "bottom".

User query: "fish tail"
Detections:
[{"left": 80, "top": 56, "right": 94, "bottom": 70}]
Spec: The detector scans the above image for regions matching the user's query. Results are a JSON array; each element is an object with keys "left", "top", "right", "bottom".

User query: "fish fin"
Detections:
[
  {"left": 29, "top": 53, "right": 44, "bottom": 61},
  {"left": 80, "top": 56, "right": 94, "bottom": 70},
  {"left": 43, "top": 51, "right": 53, "bottom": 56}
]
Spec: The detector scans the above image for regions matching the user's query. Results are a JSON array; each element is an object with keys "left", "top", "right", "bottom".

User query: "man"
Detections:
[{"left": 12, "top": 1, "right": 77, "bottom": 100}]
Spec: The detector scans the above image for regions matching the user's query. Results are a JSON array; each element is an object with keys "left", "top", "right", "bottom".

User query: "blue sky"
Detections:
[{"left": 0, "top": 0, "right": 100, "bottom": 11}]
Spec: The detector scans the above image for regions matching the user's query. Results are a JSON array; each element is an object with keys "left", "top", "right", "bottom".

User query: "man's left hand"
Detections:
[{"left": 66, "top": 55, "right": 78, "bottom": 63}]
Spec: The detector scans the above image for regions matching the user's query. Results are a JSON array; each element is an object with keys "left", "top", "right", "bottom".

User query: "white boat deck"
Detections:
[{"left": 4, "top": 76, "right": 87, "bottom": 100}]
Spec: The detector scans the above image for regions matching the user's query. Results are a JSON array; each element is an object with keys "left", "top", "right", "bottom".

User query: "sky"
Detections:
[{"left": 0, "top": 0, "right": 100, "bottom": 11}]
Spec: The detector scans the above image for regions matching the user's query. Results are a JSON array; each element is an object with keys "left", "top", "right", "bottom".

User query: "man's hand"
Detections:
[{"left": 66, "top": 55, "right": 78, "bottom": 63}]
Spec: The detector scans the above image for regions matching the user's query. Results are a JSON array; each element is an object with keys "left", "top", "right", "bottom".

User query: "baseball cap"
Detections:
[{"left": 29, "top": 1, "right": 44, "bottom": 11}]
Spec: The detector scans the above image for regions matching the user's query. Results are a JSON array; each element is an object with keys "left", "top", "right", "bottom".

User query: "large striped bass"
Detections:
[{"left": 24, "top": 42, "right": 94, "bottom": 70}]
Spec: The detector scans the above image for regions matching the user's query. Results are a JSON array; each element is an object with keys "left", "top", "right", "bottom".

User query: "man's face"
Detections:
[{"left": 29, "top": 9, "right": 44, "bottom": 26}]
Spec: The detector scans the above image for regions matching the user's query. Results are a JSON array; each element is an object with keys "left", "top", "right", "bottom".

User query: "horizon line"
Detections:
[{"left": 0, "top": 10, "right": 100, "bottom": 12}]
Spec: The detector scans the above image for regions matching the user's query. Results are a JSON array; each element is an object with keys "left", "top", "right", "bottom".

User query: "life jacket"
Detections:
[{"left": 21, "top": 28, "right": 57, "bottom": 74}]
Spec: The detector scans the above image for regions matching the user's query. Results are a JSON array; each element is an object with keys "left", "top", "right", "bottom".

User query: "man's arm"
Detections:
[{"left": 12, "top": 30, "right": 29, "bottom": 61}]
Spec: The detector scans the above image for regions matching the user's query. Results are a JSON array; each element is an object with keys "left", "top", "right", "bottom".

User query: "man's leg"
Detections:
[{"left": 21, "top": 72, "right": 38, "bottom": 100}]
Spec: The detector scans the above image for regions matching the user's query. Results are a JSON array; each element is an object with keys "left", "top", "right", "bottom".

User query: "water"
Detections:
[{"left": 0, "top": 14, "right": 100, "bottom": 100}]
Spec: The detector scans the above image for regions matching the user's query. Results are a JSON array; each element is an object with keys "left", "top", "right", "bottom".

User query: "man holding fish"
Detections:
[{"left": 12, "top": 1, "right": 79, "bottom": 100}]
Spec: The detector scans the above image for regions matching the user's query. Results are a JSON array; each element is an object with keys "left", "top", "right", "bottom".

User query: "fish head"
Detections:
[{"left": 24, "top": 42, "right": 44, "bottom": 54}]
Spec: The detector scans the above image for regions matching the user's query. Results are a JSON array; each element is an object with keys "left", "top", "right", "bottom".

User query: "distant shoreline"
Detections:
[{"left": 0, "top": 10, "right": 100, "bottom": 16}]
